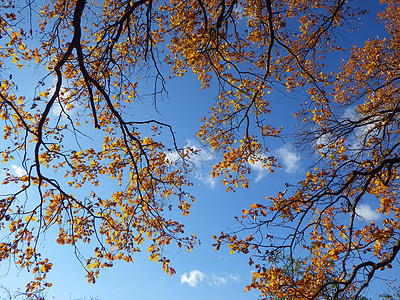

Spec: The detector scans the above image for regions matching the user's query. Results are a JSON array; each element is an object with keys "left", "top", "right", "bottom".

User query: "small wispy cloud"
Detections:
[
  {"left": 233, "top": 3, "right": 250, "bottom": 22},
  {"left": 180, "top": 270, "right": 205, "bottom": 287},
  {"left": 342, "top": 106, "right": 358, "bottom": 121},
  {"left": 233, "top": 5, "right": 245, "bottom": 20},
  {"left": 11, "top": 165, "right": 27, "bottom": 177},
  {"left": 210, "top": 273, "right": 227, "bottom": 286},
  {"left": 51, "top": 99, "right": 74, "bottom": 117},
  {"left": 208, "top": 273, "right": 240, "bottom": 286},
  {"left": 249, "top": 157, "right": 269, "bottom": 183},
  {"left": 165, "top": 151, "right": 180, "bottom": 164},
  {"left": 276, "top": 146, "right": 301, "bottom": 174},
  {"left": 356, "top": 204, "right": 380, "bottom": 222},
  {"left": 46, "top": 80, "right": 74, "bottom": 118},
  {"left": 165, "top": 140, "right": 216, "bottom": 188},
  {"left": 184, "top": 140, "right": 214, "bottom": 167},
  {"left": 180, "top": 270, "right": 240, "bottom": 288},
  {"left": 228, "top": 274, "right": 240, "bottom": 282},
  {"left": 343, "top": 107, "right": 380, "bottom": 150},
  {"left": 197, "top": 174, "right": 217, "bottom": 188}
]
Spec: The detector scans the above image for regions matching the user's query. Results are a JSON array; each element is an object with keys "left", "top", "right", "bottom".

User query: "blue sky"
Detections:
[
  {"left": 0, "top": 71, "right": 385, "bottom": 299},
  {"left": 0, "top": 56, "right": 303, "bottom": 300},
  {"left": 0, "top": 1, "right": 396, "bottom": 299}
]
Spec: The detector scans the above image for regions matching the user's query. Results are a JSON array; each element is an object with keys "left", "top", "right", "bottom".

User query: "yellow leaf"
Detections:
[{"left": 25, "top": 214, "right": 36, "bottom": 222}]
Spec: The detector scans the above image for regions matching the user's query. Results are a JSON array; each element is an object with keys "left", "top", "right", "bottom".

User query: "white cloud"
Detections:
[
  {"left": 165, "top": 151, "right": 180, "bottom": 164},
  {"left": 233, "top": 3, "right": 250, "bottom": 22},
  {"left": 197, "top": 174, "right": 217, "bottom": 188},
  {"left": 46, "top": 80, "right": 74, "bottom": 118},
  {"left": 180, "top": 270, "right": 205, "bottom": 287},
  {"left": 342, "top": 106, "right": 358, "bottom": 120},
  {"left": 353, "top": 121, "right": 379, "bottom": 150},
  {"left": 339, "top": 106, "right": 380, "bottom": 151},
  {"left": 276, "top": 146, "right": 301, "bottom": 174},
  {"left": 11, "top": 165, "right": 27, "bottom": 177},
  {"left": 229, "top": 274, "right": 241, "bottom": 282},
  {"left": 314, "top": 131, "right": 332, "bottom": 151},
  {"left": 342, "top": 107, "right": 379, "bottom": 150},
  {"left": 165, "top": 140, "right": 214, "bottom": 166},
  {"left": 249, "top": 157, "right": 269, "bottom": 183},
  {"left": 356, "top": 204, "right": 380, "bottom": 222},
  {"left": 233, "top": 5, "right": 245, "bottom": 20},
  {"left": 209, "top": 274, "right": 227, "bottom": 286},
  {"left": 184, "top": 140, "right": 214, "bottom": 166},
  {"left": 165, "top": 140, "right": 216, "bottom": 188},
  {"left": 51, "top": 100, "right": 73, "bottom": 117},
  {"left": 181, "top": 270, "right": 241, "bottom": 288},
  {"left": 207, "top": 273, "right": 241, "bottom": 286}
]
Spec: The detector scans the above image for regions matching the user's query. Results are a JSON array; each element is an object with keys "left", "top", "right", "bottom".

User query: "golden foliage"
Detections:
[{"left": 1, "top": 0, "right": 400, "bottom": 299}]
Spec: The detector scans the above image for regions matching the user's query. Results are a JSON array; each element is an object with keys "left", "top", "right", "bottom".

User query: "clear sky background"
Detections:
[{"left": 0, "top": 1, "right": 396, "bottom": 299}]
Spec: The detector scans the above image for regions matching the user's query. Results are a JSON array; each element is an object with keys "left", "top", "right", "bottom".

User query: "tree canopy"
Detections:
[{"left": 1, "top": 0, "right": 400, "bottom": 299}]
